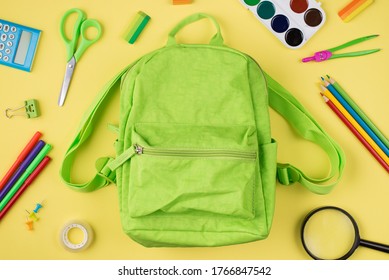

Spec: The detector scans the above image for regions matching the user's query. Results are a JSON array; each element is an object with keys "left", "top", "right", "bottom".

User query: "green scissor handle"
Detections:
[
  {"left": 60, "top": 8, "right": 102, "bottom": 62},
  {"left": 73, "top": 19, "right": 102, "bottom": 62},
  {"left": 60, "top": 8, "right": 86, "bottom": 61}
]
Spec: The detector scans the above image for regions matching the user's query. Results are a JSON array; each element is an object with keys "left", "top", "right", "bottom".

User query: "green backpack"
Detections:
[{"left": 60, "top": 14, "right": 345, "bottom": 247}]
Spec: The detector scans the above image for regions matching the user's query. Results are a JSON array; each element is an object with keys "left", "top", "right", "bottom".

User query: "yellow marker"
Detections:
[{"left": 320, "top": 85, "right": 389, "bottom": 166}]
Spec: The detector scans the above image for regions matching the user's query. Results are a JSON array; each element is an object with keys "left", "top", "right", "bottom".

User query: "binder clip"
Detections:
[{"left": 5, "top": 99, "right": 40, "bottom": 119}]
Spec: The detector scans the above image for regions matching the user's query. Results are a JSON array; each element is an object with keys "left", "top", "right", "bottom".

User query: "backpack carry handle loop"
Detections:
[{"left": 166, "top": 13, "right": 224, "bottom": 46}]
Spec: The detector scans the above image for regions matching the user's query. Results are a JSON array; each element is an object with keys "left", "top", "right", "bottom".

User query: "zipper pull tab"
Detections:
[
  {"left": 134, "top": 144, "right": 144, "bottom": 155},
  {"left": 107, "top": 144, "right": 142, "bottom": 171}
]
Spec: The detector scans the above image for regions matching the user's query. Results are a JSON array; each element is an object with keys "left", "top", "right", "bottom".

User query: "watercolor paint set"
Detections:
[{"left": 240, "top": 0, "right": 326, "bottom": 49}]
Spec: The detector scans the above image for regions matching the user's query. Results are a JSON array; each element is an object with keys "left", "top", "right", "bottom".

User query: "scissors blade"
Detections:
[{"left": 58, "top": 57, "right": 77, "bottom": 106}]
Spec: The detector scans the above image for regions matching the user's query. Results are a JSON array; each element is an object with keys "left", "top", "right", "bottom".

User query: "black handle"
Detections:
[{"left": 360, "top": 239, "right": 389, "bottom": 254}]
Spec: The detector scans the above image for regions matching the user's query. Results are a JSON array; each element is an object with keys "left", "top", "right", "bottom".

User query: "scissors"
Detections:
[
  {"left": 302, "top": 34, "right": 380, "bottom": 63},
  {"left": 58, "top": 8, "right": 102, "bottom": 106}
]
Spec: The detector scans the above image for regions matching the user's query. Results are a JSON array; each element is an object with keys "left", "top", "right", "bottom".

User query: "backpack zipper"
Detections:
[
  {"left": 108, "top": 144, "right": 257, "bottom": 171},
  {"left": 134, "top": 144, "right": 256, "bottom": 160}
]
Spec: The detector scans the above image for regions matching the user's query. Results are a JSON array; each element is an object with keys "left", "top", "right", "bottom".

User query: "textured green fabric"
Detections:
[{"left": 60, "top": 13, "right": 345, "bottom": 247}]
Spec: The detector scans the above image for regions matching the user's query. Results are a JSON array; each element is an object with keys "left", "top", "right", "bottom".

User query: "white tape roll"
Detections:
[{"left": 60, "top": 220, "right": 94, "bottom": 252}]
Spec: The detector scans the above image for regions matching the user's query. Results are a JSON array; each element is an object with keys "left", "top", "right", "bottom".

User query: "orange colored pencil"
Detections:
[{"left": 322, "top": 94, "right": 389, "bottom": 173}]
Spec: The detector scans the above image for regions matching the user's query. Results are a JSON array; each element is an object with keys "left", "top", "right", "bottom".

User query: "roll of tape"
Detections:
[{"left": 60, "top": 220, "right": 94, "bottom": 252}]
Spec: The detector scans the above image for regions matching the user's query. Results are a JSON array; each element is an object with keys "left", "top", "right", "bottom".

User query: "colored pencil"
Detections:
[
  {"left": 322, "top": 94, "right": 389, "bottom": 173},
  {"left": 0, "top": 144, "right": 52, "bottom": 212},
  {"left": 327, "top": 75, "right": 389, "bottom": 149},
  {"left": 0, "top": 131, "right": 42, "bottom": 191},
  {"left": 320, "top": 85, "right": 389, "bottom": 166},
  {"left": 0, "top": 156, "right": 51, "bottom": 220},
  {"left": 321, "top": 77, "right": 389, "bottom": 157}
]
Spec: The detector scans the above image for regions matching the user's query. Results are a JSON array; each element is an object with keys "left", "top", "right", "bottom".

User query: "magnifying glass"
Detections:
[{"left": 301, "top": 206, "right": 389, "bottom": 260}]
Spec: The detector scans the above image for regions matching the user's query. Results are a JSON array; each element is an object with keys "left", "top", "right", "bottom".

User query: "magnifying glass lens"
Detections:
[{"left": 303, "top": 208, "right": 356, "bottom": 259}]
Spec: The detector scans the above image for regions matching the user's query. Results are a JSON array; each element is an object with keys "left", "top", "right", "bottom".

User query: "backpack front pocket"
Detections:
[{"left": 123, "top": 123, "right": 259, "bottom": 219}]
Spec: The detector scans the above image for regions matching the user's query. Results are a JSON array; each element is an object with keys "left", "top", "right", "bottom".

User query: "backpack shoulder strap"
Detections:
[
  {"left": 60, "top": 64, "right": 135, "bottom": 192},
  {"left": 265, "top": 73, "right": 346, "bottom": 194}
]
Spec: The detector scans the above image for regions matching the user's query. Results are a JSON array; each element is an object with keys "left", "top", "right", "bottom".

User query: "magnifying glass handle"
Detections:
[{"left": 360, "top": 239, "right": 389, "bottom": 254}]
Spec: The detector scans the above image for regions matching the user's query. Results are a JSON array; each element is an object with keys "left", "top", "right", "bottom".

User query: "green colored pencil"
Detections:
[{"left": 327, "top": 75, "right": 389, "bottom": 150}]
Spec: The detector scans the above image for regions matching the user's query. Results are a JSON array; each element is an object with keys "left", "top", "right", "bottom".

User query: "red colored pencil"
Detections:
[
  {"left": 322, "top": 95, "right": 389, "bottom": 173},
  {"left": 0, "top": 131, "right": 42, "bottom": 191},
  {"left": 0, "top": 156, "right": 51, "bottom": 220}
]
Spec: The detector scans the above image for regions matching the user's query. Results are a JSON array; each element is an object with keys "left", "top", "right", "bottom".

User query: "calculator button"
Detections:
[
  {"left": 3, "top": 56, "right": 9, "bottom": 62},
  {"left": 1, "top": 34, "right": 7, "bottom": 41},
  {"left": 5, "top": 48, "right": 11, "bottom": 54},
  {"left": 0, "top": 23, "right": 2, "bottom": 30},
  {"left": 11, "top": 26, "right": 17, "bottom": 32},
  {"left": 0, "top": 43, "right": 4, "bottom": 50},
  {"left": 7, "top": 41, "right": 12, "bottom": 47},
  {"left": 3, "top": 24, "right": 9, "bottom": 32},
  {"left": 0, "top": 53, "right": 2, "bottom": 59},
  {"left": 9, "top": 34, "right": 15, "bottom": 40}
]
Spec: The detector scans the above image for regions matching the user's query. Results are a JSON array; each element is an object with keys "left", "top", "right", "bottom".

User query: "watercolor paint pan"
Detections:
[{"left": 240, "top": 0, "right": 326, "bottom": 49}]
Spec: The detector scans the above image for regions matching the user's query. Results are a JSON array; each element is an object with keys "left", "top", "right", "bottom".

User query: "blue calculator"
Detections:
[{"left": 0, "top": 19, "right": 41, "bottom": 72}]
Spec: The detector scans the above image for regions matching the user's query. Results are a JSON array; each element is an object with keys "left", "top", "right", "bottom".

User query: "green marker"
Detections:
[{"left": 0, "top": 143, "right": 52, "bottom": 211}]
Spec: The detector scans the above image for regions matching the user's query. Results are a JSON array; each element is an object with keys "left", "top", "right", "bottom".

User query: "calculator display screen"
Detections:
[{"left": 14, "top": 31, "right": 32, "bottom": 65}]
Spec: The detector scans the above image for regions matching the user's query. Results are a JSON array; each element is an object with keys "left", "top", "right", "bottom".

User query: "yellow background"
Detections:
[{"left": 0, "top": 0, "right": 388, "bottom": 260}]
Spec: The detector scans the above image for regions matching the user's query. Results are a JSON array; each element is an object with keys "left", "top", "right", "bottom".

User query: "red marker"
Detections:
[
  {"left": 0, "top": 131, "right": 42, "bottom": 191},
  {"left": 0, "top": 156, "right": 51, "bottom": 221}
]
